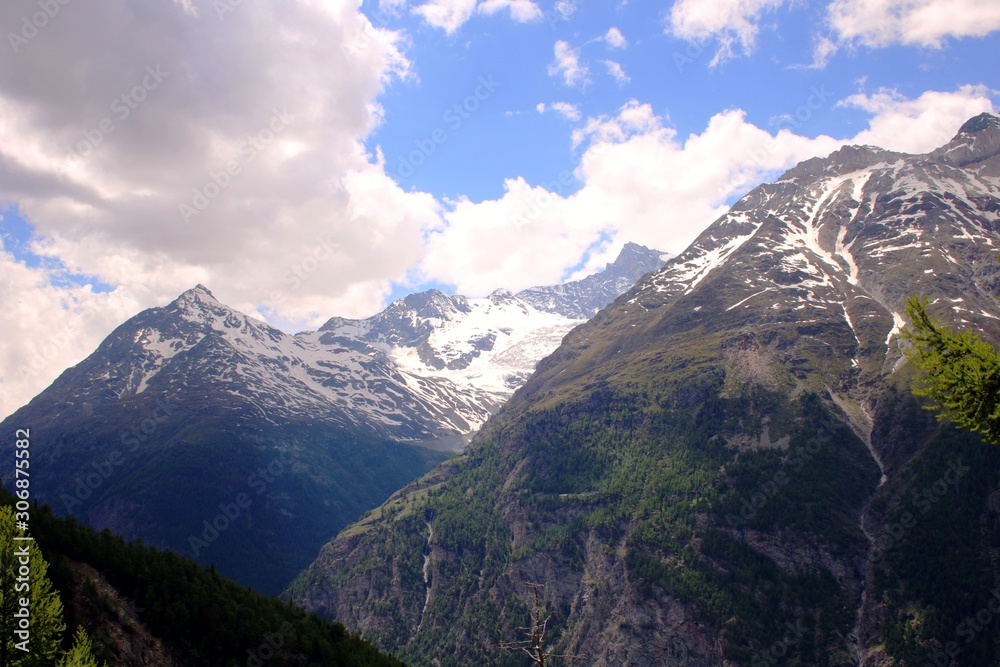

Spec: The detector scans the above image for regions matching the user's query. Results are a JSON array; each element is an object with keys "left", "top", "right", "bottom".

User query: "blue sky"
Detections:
[
  {"left": 366, "top": 0, "right": 996, "bottom": 203},
  {"left": 0, "top": 0, "right": 998, "bottom": 417}
]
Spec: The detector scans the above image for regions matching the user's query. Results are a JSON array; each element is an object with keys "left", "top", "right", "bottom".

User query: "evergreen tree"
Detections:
[
  {"left": 0, "top": 505, "right": 66, "bottom": 666},
  {"left": 58, "top": 626, "right": 105, "bottom": 667},
  {"left": 903, "top": 295, "right": 1000, "bottom": 444}
]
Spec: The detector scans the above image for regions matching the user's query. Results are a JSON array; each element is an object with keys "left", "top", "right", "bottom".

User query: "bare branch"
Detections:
[{"left": 499, "top": 582, "right": 587, "bottom": 666}]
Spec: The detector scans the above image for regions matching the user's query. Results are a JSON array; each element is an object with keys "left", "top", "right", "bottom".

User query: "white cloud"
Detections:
[
  {"left": 0, "top": 0, "right": 439, "bottom": 418},
  {"left": 668, "top": 0, "right": 787, "bottom": 65},
  {"left": 421, "top": 87, "right": 995, "bottom": 299},
  {"left": 602, "top": 60, "right": 631, "bottom": 85},
  {"left": 413, "top": 0, "right": 479, "bottom": 33},
  {"left": 810, "top": 35, "right": 840, "bottom": 68},
  {"left": 413, "top": 0, "right": 542, "bottom": 32},
  {"left": 553, "top": 0, "right": 578, "bottom": 20},
  {"left": 537, "top": 102, "right": 582, "bottom": 121},
  {"left": 478, "top": 0, "right": 543, "bottom": 22},
  {"left": 827, "top": 0, "right": 1000, "bottom": 49},
  {"left": 668, "top": 0, "right": 1000, "bottom": 67},
  {"left": 838, "top": 84, "right": 996, "bottom": 153},
  {"left": 0, "top": 241, "right": 144, "bottom": 423},
  {"left": 604, "top": 27, "right": 628, "bottom": 48},
  {"left": 548, "top": 40, "right": 589, "bottom": 87}
]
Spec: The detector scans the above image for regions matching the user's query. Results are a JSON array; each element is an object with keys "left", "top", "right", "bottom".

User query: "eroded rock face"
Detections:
[{"left": 288, "top": 115, "right": 1000, "bottom": 666}]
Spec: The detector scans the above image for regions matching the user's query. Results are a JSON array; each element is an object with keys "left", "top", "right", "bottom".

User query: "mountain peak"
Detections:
[
  {"left": 956, "top": 112, "right": 1000, "bottom": 136},
  {"left": 515, "top": 242, "right": 668, "bottom": 319},
  {"left": 609, "top": 242, "right": 667, "bottom": 272},
  {"left": 929, "top": 112, "right": 1000, "bottom": 171},
  {"left": 171, "top": 284, "right": 222, "bottom": 311}
]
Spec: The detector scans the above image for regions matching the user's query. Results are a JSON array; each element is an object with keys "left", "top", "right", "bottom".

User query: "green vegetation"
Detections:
[
  {"left": 295, "top": 376, "right": 883, "bottom": 665},
  {"left": 903, "top": 294, "right": 1000, "bottom": 444},
  {"left": 0, "top": 505, "right": 104, "bottom": 666},
  {"left": 0, "top": 487, "right": 406, "bottom": 667},
  {"left": 292, "top": 292, "right": 1000, "bottom": 666},
  {"left": 868, "top": 395, "right": 1000, "bottom": 667}
]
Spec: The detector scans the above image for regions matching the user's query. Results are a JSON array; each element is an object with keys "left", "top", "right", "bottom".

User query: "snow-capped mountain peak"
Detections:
[{"left": 27, "top": 242, "right": 666, "bottom": 450}]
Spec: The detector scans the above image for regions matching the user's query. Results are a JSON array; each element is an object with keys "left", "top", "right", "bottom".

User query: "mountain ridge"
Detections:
[
  {"left": 287, "top": 113, "right": 1000, "bottom": 666},
  {"left": 0, "top": 241, "right": 666, "bottom": 594}
]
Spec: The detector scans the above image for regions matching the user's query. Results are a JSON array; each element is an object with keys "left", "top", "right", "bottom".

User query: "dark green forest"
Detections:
[{"left": 0, "top": 486, "right": 406, "bottom": 667}]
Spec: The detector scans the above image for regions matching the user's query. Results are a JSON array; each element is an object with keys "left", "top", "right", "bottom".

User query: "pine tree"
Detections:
[
  {"left": 0, "top": 505, "right": 67, "bottom": 666},
  {"left": 58, "top": 626, "right": 105, "bottom": 667},
  {"left": 902, "top": 295, "right": 1000, "bottom": 445}
]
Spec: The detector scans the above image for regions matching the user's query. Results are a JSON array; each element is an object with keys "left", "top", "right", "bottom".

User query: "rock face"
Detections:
[
  {"left": 286, "top": 114, "right": 1000, "bottom": 667},
  {"left": 0, "top": 243, "right": 664, "bottom": 595}
]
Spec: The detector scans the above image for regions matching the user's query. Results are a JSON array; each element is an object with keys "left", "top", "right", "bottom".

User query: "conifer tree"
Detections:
[
  {"left": 903, "top": 295, "right": 1000, "bottom": 444},
  {"left": 0, "top": 505, "right": 66, "bottom": 666},
  {"left": 58, "top": 626, "right": 105, "bottom": 667}
]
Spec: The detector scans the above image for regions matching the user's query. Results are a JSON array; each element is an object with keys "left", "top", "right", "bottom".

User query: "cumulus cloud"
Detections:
[
  {"left": 548, "top": 40, "right": 589, "bottom": 87},
  {"left": 0, "top": 240, "right": 143, "bottom": 422},
  {"left": 421, "top": 87, "right": 995, "bottom": 297},
  {"left": 668, "top": 0, "right": 1000, "bottom": 67},
  {"left": 412, "top": 0, "right": 479, "bottom": 32},
  {"left": 838, "top": 84, "right": 997, "bottom": 153},
  {"left": 413, "top": 0, "right": 542, "bottom": 32},
  {"left": 604, "top": 27, "right": 629, "bottom": 48},
  {"left": 827, "top": 0, "right": 1000, "bottom": 49},
  {"left": 0, "top": 0, "right": 437, "bottom": 417},
  {"left": 668, "top": 0, "right": 787, "bottom": 65}
]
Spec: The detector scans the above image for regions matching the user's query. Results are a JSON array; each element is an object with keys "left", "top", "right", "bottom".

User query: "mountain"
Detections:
[
  {"left": 0, "top": 243, "right": 665, "bottom": 595},
  {"left": 517, "top": 242, "right": 668, "bottom": 319},
  {"left": 315, "top": 241, "right": 669, "bottom": 447},
  {"left": 286, "top": 113, "right": 1000, "bottom": 667}
]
